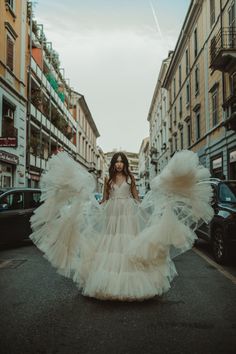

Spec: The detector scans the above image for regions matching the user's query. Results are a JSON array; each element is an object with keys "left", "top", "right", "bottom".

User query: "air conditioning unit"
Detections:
[{"left": 4, "top": 108, "right": 14, "bottom": 120}]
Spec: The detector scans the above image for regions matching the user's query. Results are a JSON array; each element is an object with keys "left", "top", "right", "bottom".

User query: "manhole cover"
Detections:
[{"left": 0, "top": 259, "right": 26, "bottom": 269}]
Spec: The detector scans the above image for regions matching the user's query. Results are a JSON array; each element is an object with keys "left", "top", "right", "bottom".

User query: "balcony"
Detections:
[
  {"left": 210, "top": 27, "right": 236, "bottom": 72},
  {"left": 222, "top": 94, "right": 236, "bottom": 131}
]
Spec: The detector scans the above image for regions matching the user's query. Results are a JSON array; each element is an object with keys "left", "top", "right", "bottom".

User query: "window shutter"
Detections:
[{"left": 7, "top": 36, "right": 14, "bottom": 71}]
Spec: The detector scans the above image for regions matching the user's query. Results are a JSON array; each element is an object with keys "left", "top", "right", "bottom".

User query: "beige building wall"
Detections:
[
  {"left": 71, "top": 91, "right": 100, "bottom": 176},
  {"left": 138, "top": 137, "right": 149, "bottom": 195},
  {"left": 0, "top": 0, "right": 28, "bottom": 187},
  {"left": 161, "top": 0, "right": 236, "bottom": 178},
  {"left": 148, "top": 55, "right": 171, "bottom": 180}
]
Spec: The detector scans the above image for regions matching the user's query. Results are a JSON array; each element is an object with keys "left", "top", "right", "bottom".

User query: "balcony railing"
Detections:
[{"left": 210, "top": 27, "right": 236, "bottom": 71}]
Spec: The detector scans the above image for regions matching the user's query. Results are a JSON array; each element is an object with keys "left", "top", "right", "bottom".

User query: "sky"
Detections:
[{"left": 34, "top": 0, "right": 191, "bottom": 153}]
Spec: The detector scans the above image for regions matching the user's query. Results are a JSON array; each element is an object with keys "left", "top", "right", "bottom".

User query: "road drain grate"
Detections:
[{"left": 0, "top": 259, "right": 27, "bottom": 269}]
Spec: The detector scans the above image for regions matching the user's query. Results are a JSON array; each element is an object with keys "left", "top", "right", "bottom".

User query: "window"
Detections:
[
  {"left": 28, "top": 192, "right": 41, "bottom": 208},
  {"left": 212, "top": 89, "right": 219, "bottom": 126},
  {"left": 169, "top": 114, "right": 172, "bottom": 131},
  {"left": 195, "top": 66, "right": 199, "bottom": 94},
  {"left": 195, "top": 109, "right": 201, "bottom": 140},
  {"left": 185, "top": 49, "right": 189, "bottom": 75},
  {"left": 169, "top": 87, "right": 172, "bottom": 106},
  {"left": 2, "top": 99, "right": 16, "bottom": 138},
  {"left": 2, "top": 192, "right": 24, "bottom": 210},
  {"left": 174, "top": 135, "right": 178, "bottom": 151},
  {"left": 170, "top": 139, "right": 173, "bottom": 155},
  {"left": 187, "top": 122, "right": 191, "bottom": 147},
  {"left": 186, "top": 82, "right": 190, "bottom": 105},
  {"left": 230, "top": 73, "right": 236, "bottom": 95},
  {"left": 6, "top": 0, "right": 14, "bottom": 9},
  {"left": 210, "top": 0, "right": 215, "bottom": 27},
  {"left": 229, "top": 2, "right": 236, "bottom": 28},
  {"left": 228, "top": 2, "right": 236, "bottom": 47},
  {"left": 194, "top": 28, "right": 198, "bottom": 58},
  {"left": 179, "top": 96, "right": 182, "bottom": 117},
  {"left": 179, "top": 64, "right": 182, "bottom": 88},
  {"left": 173, "top": 78, "right": 176, "bottom": 98},
  {"left": 219, "top": 183, "right": 236, "bottom": 203},
  {"left": 174, "top": 106, "right": 177, "bottom": 124},
  {"left": 180, "top": 130, "right": 184, "bottom": 149},
  {"left": 210, "top": 36, "right": 217, "bottom": 59},
  {"left": 6, "top": 36, "right": 14, "bottom": 71}
]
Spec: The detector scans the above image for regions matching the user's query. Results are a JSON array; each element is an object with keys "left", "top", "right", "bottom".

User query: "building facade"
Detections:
[
  {"left": 0, "top": 0, "right": 28, "bottom": 187},
  {"left": 138, "top": 137, "right": 150, "bottom": 195},
  {"left": 97, "top": 146, "right": 108, "bottom": 193},
  {"left": 0, "top": 2, "right": 101, "bottom": 188},
  {"left": 161, "top": 0, "right": 236, "bottom": 179},
  {"left": 148, "top": 54, "right": 172, "bottom": 179}
]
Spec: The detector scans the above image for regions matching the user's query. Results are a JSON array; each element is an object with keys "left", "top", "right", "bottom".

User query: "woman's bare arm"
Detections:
[
  {"left": 100, "top": 176, "right": 109, "bottom": 203},
  {"left": 130, "top": 175, "right": 140, "bottom": 202}
]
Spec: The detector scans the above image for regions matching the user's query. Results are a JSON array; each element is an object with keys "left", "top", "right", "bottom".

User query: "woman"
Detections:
[
  {"left": 30, "top": 150, "right": 213, "bottom": 301},
  {"left": 101, "top": 152, "right": 140, "bottom": 202}
]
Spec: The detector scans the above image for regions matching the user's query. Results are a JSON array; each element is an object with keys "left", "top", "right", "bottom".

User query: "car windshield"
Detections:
[{"left": 219, "top": 182, "right": 236, "bottom": 203}]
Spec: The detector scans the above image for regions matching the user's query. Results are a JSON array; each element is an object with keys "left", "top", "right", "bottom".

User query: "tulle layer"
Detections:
[
  {"left": 81, "top": 251, "right": 178, "bottom": 300},
  {"left": 29, "top": 150, "right": 214, "bottom": 301}
]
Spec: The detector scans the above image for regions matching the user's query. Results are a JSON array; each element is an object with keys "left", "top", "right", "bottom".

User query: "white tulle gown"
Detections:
[{"left": 30, "top": 150, "right": 213, "bottom": 301}]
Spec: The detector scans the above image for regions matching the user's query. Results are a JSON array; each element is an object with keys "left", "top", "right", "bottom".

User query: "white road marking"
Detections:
[{"left": 193, "top": 247, "right": 236, "bottom": 285}]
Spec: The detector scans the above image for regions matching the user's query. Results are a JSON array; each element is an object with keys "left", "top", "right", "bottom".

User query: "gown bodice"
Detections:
[{"left": 109, "top": 181, "right": 132, "bottom": 199}]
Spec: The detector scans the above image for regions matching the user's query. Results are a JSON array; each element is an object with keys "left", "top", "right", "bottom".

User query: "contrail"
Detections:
[{"left": 149, "top": 1, "right": 163, "bottom": 39}]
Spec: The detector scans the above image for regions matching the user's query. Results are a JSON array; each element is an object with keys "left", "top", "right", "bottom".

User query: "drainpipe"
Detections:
[
  {"left": 220, "top": 0, "right": 226, "bottom": 110},
  {"left": 220, "top": 0, "right": 227, "bottom": 178},
  {"left": 26, "top": 1, "right": 33, "bottom": 186}
]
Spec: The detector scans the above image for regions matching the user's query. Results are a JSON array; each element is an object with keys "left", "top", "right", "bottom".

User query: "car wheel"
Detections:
[{"left": 212, "top": 226, "right": 228, "bottom": 264}]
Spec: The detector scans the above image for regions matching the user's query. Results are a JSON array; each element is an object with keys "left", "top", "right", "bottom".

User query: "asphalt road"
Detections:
[{"left": 0, "top": 242, "right": 236, "bottom": 354}]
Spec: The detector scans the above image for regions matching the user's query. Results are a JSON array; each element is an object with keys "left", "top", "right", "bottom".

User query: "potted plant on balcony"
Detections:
[
  {"left": 31, "top": 88, "right": 42, "bottom": 109},
  {"left": 30, "top": 133, "right": 40, "bottom": 155}
]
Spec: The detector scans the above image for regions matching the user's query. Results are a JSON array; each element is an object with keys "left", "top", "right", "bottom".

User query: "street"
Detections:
[{"left": 0, "top": 242, "right": 236, "bottom": 354}]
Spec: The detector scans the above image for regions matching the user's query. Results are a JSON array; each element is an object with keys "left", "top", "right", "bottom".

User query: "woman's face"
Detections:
[{"left": 114, "top": 156, "right": 124, "bottom": 172}]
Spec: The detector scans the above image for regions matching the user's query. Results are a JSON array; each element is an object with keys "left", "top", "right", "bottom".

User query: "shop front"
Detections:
[
  {"left": 0, "top": 150, "right": 19, "bottom": 187},
  {"left": 229, "top": 149, "right": 236, "bottom": 180},
  {"left": 211, "top": 155, "right": 223, "bottom": 179},
  {"left": 28, "top": 170, "right": 40, "bottom": 188}
]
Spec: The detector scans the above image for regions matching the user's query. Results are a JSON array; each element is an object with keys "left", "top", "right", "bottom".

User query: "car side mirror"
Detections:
[{"left": 0, "top": 203, "right": 9, "bottom": 211}]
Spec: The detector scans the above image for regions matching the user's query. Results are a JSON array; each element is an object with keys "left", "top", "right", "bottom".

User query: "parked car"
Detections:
[
  {"left": 196, "top": 179, "right": 236, "bottom": 264},
  {"left": 0, "top": 187, "right": 41, "bottom": 244}
]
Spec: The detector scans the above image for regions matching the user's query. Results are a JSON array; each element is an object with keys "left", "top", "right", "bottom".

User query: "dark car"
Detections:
[
  {"left": 0, "top": 187, "right": 41, "bottom": 244},
  {"left": 196, "top": 179, "right": 236, "bottom": 264}
]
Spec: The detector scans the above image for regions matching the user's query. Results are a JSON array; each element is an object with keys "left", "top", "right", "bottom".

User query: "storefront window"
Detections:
[
  {"left": 0, "top": 162, "right": 13, "bottom": 187},
  {"left": 211, "top": 156, "right": 223, "bottom": 178},
  {"left": 229, "top": 150, "right": 236, "bottom": 180}
]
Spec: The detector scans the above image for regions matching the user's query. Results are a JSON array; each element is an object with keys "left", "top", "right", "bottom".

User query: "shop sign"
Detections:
[
  {"left": 230, "top": 150, "right": 236, "bottom": 163},
  {"left": 212, "top": 157, "right": 222, "bottom": 169},
  {"left": 0, "top": 137, "right": 17, "bottom": 147},
  {"left": 0, "top": 150, "right": 19, "bottom": 165}
]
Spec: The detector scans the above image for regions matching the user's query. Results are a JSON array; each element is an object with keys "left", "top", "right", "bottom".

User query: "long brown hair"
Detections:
[{"left": 106, "top": 152, "right": 134, "bottom": 196}]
